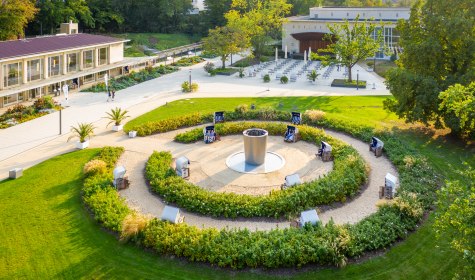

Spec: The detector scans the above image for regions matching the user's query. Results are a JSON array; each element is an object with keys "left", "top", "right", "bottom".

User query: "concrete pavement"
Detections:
[{"left": 0, "top": 56, "right": 389, "bottom": 180}]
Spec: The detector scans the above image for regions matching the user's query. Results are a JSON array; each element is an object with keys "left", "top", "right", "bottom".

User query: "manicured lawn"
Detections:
[
  {"left": 125, "top": 96, "right": 401, "bottom": 131},
  {"left": 1, "top": 96, "right": 473, "bottom": 279}
]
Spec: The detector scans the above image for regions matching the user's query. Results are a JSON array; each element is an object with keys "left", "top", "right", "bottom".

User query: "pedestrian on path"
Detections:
[
  {"left": 107, "top": 90, "right": 111, "bottom": 102},
  {"left": 112, "top": 90, "right": 116, "bottom": 101}
]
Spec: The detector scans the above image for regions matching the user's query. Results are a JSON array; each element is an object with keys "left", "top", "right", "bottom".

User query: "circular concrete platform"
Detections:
[
  {"left": 180, "top": 136, "right": 333, "bottom": 196},
  {"left": 226, "top": 152, "right": 285, "bottom": 174}
]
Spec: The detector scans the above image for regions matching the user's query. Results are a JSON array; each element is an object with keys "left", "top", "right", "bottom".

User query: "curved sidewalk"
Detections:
[{"left": 117, "top": 127, "right": 398, "bottom": 231}]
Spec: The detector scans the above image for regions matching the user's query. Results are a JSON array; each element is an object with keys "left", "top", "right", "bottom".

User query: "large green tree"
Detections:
[
  {"left": 204, "top": 0, "right": 232, "bottom": 28},
  {"left": 225, "top": 0, "right": 291, "bottom": 60},
  {"left": 384, "top": 0, "right": 475, "bottom": 134},
  {"left": 436, "top": 166, "right": 475, "bottom": 278},
  {"left": 35, "top": 0, "right": 94, "bottom": 33},
  {"left": 288, "top": 0, "right": 323, "bottom": 16},
  {"left": 203, "top": 26, "right": 249, "bottom": 69},
  {"left": 315, "top": 16, "right": 384, "bottom": 82},
  {"left": 0, "top": 0, "right": 37, "bottom": 40},
  {"left": 86, "top": 0, "right": 123, "bottom": 32},
  {"left": 439, "top": 83, "right": 475, "bottom": 139}
]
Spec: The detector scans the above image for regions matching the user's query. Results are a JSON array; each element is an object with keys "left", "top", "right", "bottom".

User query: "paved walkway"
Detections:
[
  {"left": 112, "top": 126, "right": 397, "bottom": 230},
  {"left": 0, "top": 56, "right": 389, "bottom": 181}
]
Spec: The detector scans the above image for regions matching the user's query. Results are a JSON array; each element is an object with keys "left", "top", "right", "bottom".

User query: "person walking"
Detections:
[
  {"left": 107, "top": 90, "right": 111, "bottom": 102},
  {"left": 112, "top": 90, "right": 116, "bottom": 101}
]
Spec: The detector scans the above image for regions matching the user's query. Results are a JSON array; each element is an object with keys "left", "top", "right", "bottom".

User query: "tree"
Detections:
[
  {"left": 436, "top": 166, "right": 475, "bottom": 278},
  {"left": 439, "top": 83, "right": 475, "bottom": 139},
  {"left": 86, "top": 0, "right": 124, "bottom": 32},
  {"left": 204, "top": 0, "right": 232, "bottom": 28},
  {"left": 288, "top": 0, "right": 323, "bottom": 16},
  {"left": 384, "top": 0, "right": 475, "bottom": 134},
  {"left": 0, "top": 0, "right": 37, "bottom": 40},
  {"left": 35, "top": 0, "right": 94, "bottom": 33},
  {"left": 315, "top": 16, "right": 384, "bottom": 82},
  {"left": 225, "top": 0, "right": 291, "bottom": 60},
  {"left": 203, "top": 26, "right": 249, "bottom": 69}
]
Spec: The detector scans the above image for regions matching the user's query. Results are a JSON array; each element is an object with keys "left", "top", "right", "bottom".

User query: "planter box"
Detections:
[
  {"left": 129, "top": 131, "right": 137, "bottom": 138},
  {"left": 76, "top": 140, "right": 89, "bottom": 150},
  {"left": 331, "top": 79, "right": 367, "bottom": 89},
  {"left": 112, "top": 125, "right": 123, "bottom": 132},
  {"left": 9, "top": 168, "right": 23, "bottom": 179}
]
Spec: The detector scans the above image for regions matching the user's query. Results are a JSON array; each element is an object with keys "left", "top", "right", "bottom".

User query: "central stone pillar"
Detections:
[{"left": 243, "top": 129, "right": 268, "bottom": 165}]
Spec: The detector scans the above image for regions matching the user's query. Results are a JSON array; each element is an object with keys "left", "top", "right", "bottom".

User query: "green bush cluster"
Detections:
[
  {"left": 82, "top": 147, "right": 130, "bottom": 232},
  {"left": 83, "top": 65, "right": 178, "bottom": 93},
  {"left": 82, "top": 112, "right": 440, "bottom": 269},
  {"left": 151, "top": 122, "right": 368, "bottom": 218},
  {"left": 143, "top": 220, "right": 351, "bottom": 269},
  {"left": 126, "top": 113, "right": 210, "bottom": 136},
  {"left": 172, "top": 56, "right": 204, "bottom": 67},
  {"left": 0, "top": 96, "right": 58, "bottom": 129}
]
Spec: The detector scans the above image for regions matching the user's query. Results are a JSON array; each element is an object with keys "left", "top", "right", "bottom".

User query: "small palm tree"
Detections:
[
  {"left": 307, "top": 70, "right": 320, "bottom": 82},
  {"left": 68, "top": 123, "right": 95, "bottom": 143},
  {"left": 105, "top": 107, "right": 130, "bottom": 126}
]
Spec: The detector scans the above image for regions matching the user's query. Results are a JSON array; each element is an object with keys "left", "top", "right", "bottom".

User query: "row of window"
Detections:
[
  {"left": 2, "top": 70, "right": 109, "bottom": 106},
  {"left": 2, "top": 47, "right": 108, "bottom": 88}
]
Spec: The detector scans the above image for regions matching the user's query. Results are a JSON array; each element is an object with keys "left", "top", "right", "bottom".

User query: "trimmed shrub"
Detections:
[
  {"left": 303, "top": 109, "right": 326, "bottom": 124},
  {"left": 280, "top": 75, "right": 289, "bottom": 84},
  {"left": 82, "top": 147, "right": 130, "bottom": 232},
  {"left": 83, "top": 159, "right": 107, "bottom": 177},
  {"left": 181, "top": 81, "right": 199, "bottom": 93},
  {"left": 81, "top": 113, "right": 440, "bottom": 270},
  {"left": 263, "top": 74, "right": 270, "bottom": 83},
  {"left": 151, "top": 122, "right": 368, "bottom": 218}
]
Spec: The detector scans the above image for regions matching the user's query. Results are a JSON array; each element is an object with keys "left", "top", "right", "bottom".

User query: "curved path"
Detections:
[{"left": 115, "top": 126, "right": 398, "bottom": 231}]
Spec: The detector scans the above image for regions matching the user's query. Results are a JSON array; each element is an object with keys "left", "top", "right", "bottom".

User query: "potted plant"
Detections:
[
  {"left": 204, "top": 62, "right": 215, "bottom": 76},
  {"left": 105, "top": 107, "right": 130, "bottom": 131},
  {"left": 238, "top": 68, "right": 245, "bottom": 78},
  {"left": 263, "top": 74, "right": 270, "bottom": 83},
  {"left": 280, "top": 75, "right": 289, "bottom": 84},
  {"left": 68, "top": 123, "right": 95, "bottom": 149},
  {"left": 307, "top": 70, "right": 320, "bottom": 83}
]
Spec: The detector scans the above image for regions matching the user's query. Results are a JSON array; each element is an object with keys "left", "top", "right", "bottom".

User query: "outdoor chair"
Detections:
[
  {"left": 203, "top": 125, "right": 219, "bottom": 144},
  {"left": 369, "top": 136, "right": 384, "bottom": 157},
  {"left": 284, "top": 125, "right": 300, "bottom": 143},
  {"left": 316, "top": 141, "right": 333, "bottom": 162}
]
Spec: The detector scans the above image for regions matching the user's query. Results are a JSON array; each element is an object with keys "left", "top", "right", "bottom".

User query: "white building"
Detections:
[
  {"left": 282, "top": 7, "right": 410, "bottom": 59},
  {"left": 190, "top": 0, "right": 206, "bottom": 14}
]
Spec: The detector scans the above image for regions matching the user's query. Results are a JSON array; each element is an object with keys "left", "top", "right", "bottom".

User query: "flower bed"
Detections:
[
  {"left": 0, "top": 96, "right": 59, "bottom": 129},
  {"left": 82, "top": 65, "right": 178, "bottom": 93},
  {"left": 171, "top": 56, "right": 205, "bottom": 67},
  {"left": 83, "top": 112, "right": 439, "bottom": 269},
  {"left": 147, "top": 122, "right": 368, "bottom": 218}
]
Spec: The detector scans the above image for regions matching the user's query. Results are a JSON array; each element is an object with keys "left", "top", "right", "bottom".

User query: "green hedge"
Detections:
[
  {"left": 81, "top": 113, "right": 440, "bottom": 269},
  {"left": 82, "top": 147, "right": 130, "bottom": 232},
  {"left": 149, "top": 122, "right": 368, "bottom": 218}
]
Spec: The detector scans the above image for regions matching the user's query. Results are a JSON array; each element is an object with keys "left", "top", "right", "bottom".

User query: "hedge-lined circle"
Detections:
[
  {"left": 146, "top": 121, "right": 368, "bottom": 219},
  {"left": 82, "top": 108, "right": 439, "bottom": 269}
]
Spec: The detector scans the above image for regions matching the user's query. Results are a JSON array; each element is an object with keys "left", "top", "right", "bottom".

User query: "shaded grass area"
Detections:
[
  {"left": 1, "top": 96, "right": 474, "bottom": 279},
  {"left": 116, "top": 33, "right": 201, "bottom": 57}
]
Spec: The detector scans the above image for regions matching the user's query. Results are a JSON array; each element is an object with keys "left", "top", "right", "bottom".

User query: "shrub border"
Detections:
[
  {"left": 147, "top": 121, "right": 368, "bottom": 218},
  {"left": 83, "top": 110, "right": 440, "bottom": 269}
]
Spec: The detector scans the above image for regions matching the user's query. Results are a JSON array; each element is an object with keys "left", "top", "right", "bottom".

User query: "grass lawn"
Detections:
[
  {"left": 364, "top": 60, "right": 397, "bottom": 79},
  {"left": 2, "top": 96, "right": 474, "bottom": 279},
  {"left": 117, "top": 33, "right": 201, "bottom": 54}
]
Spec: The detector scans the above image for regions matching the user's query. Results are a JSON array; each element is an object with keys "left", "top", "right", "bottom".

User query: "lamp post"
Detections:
[
  {"left": 356, "top": 70, "right": 359, "bottom": 91},
  {"left": 189, "top": 69, "right": 192, "bottom": 86}
]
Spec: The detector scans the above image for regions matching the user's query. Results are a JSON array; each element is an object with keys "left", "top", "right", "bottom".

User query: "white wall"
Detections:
[{"left": 109, "top": 43, "right": 124, "bottom": 64}]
